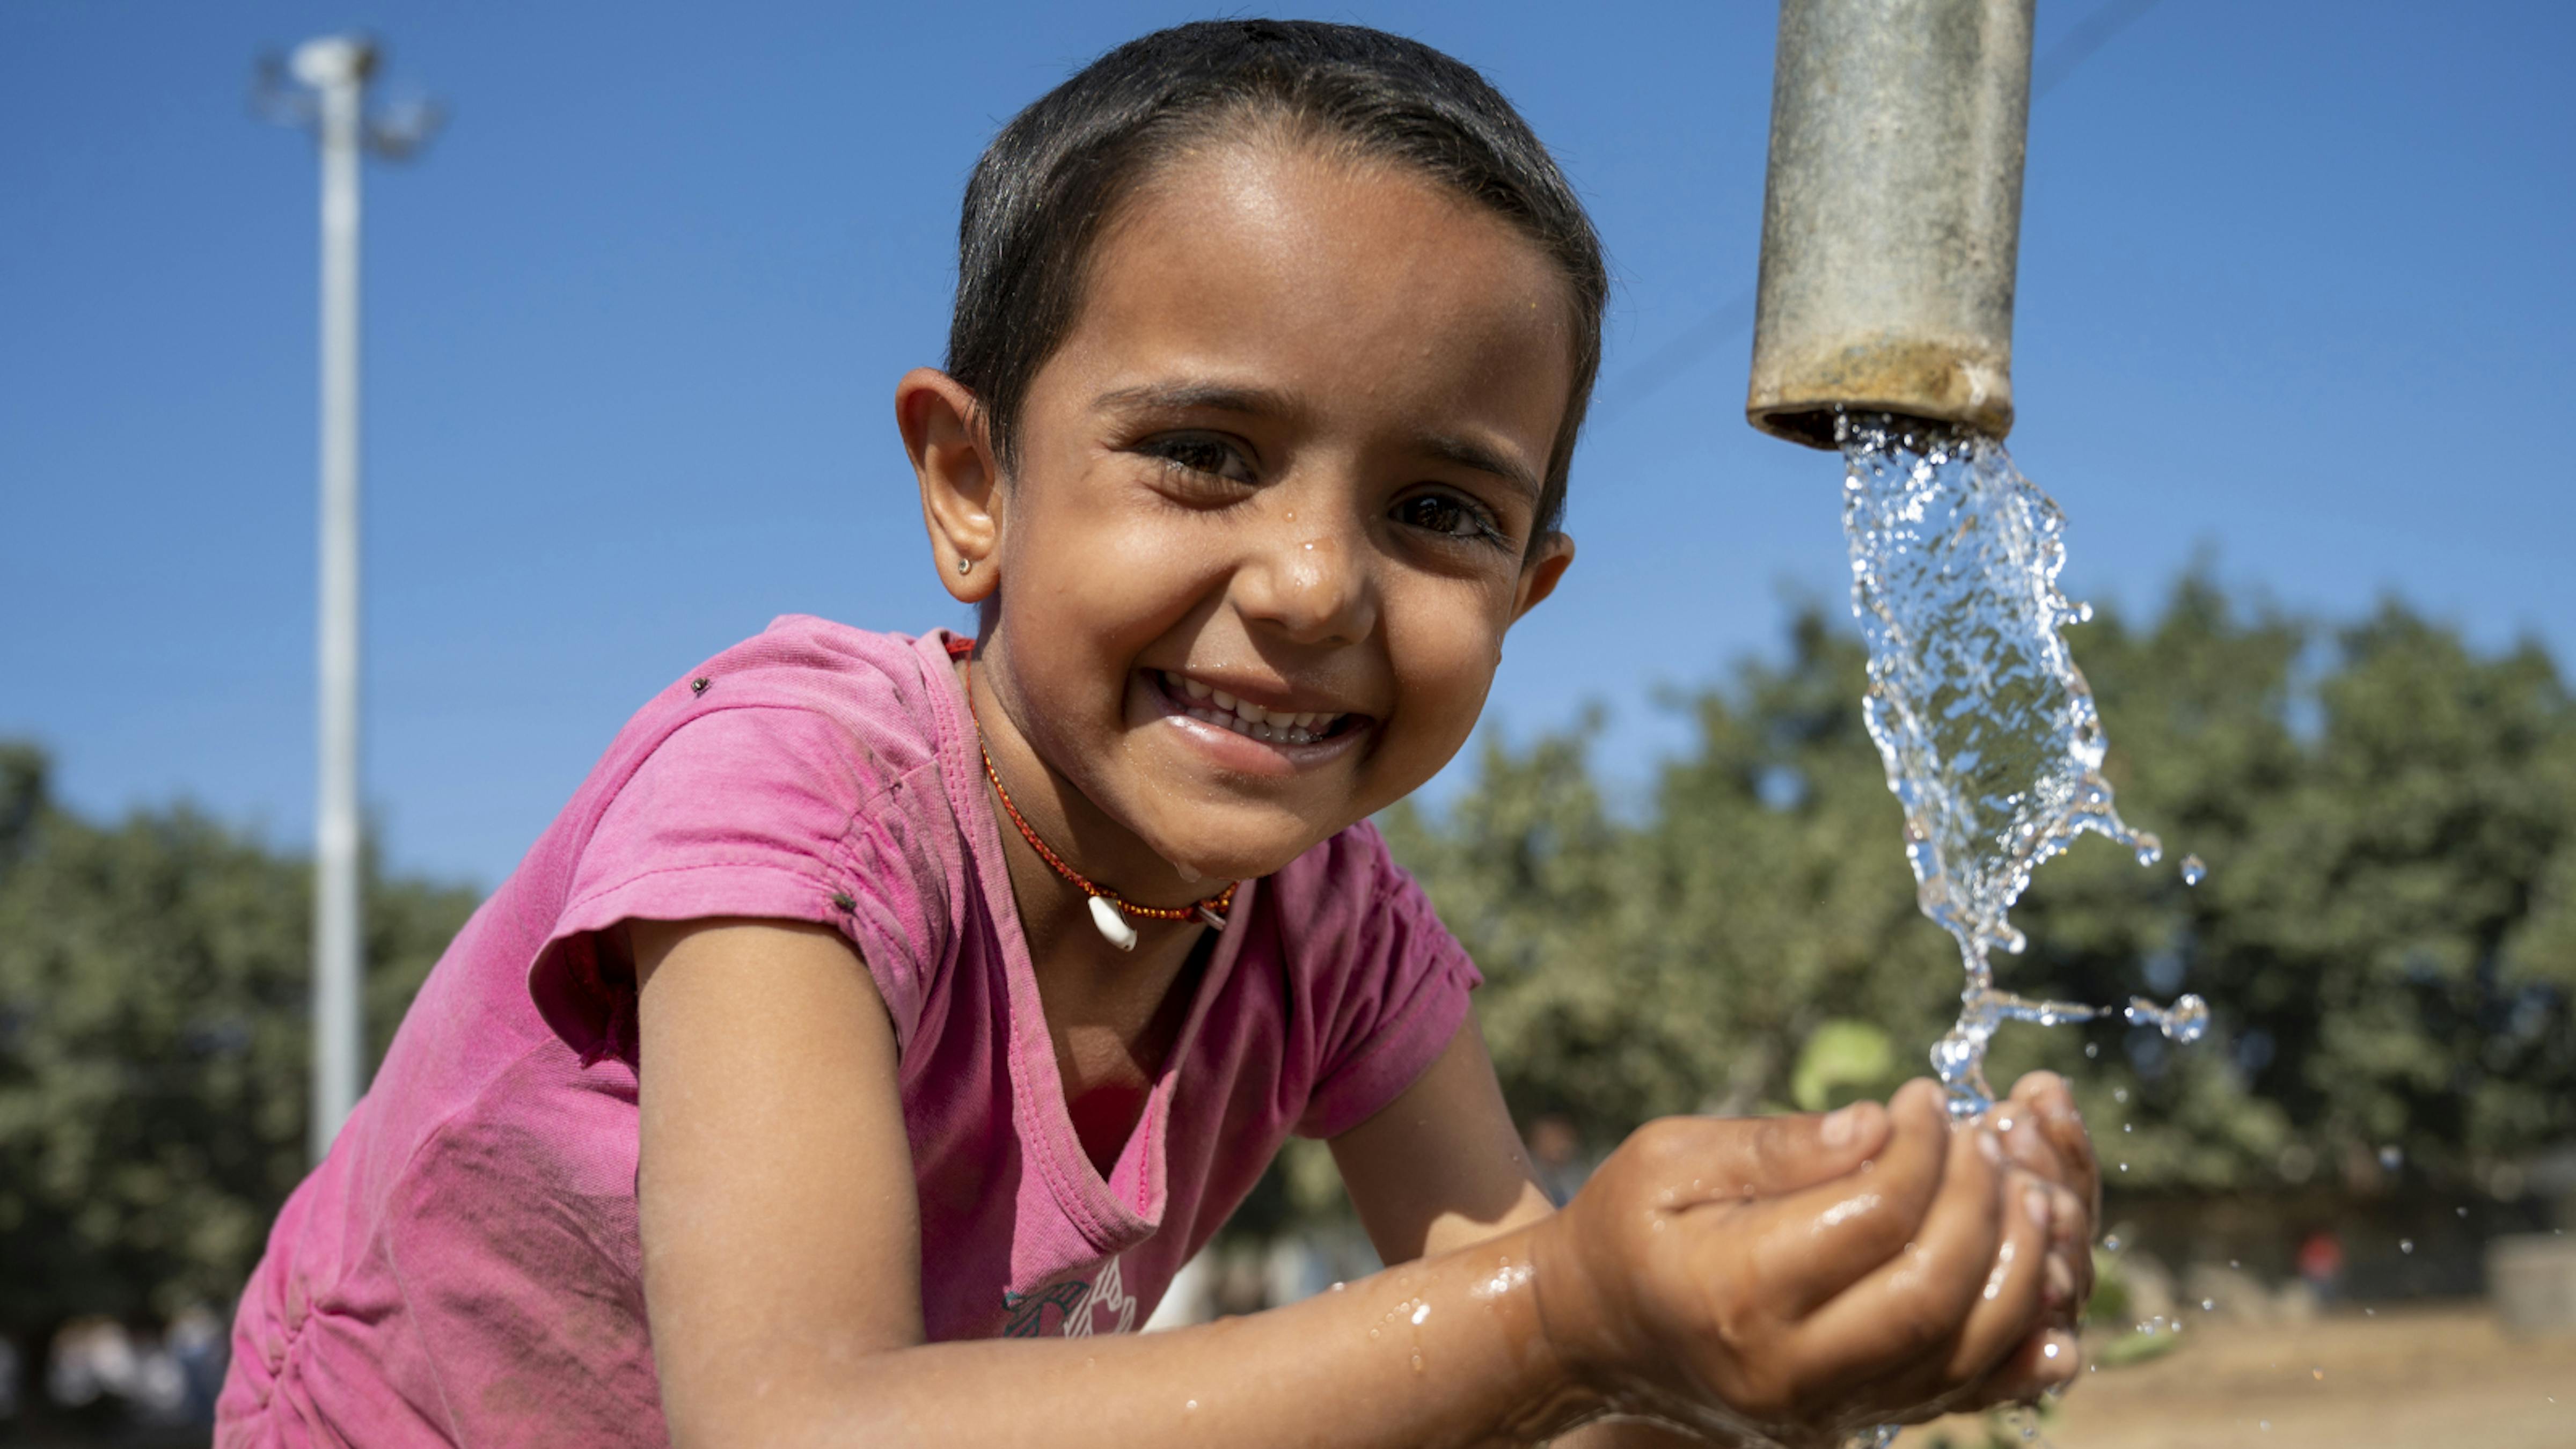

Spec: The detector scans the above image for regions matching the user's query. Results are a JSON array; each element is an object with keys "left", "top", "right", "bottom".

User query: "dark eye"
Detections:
[
  {"left": 1394, "top": 490, "right": 1504, "bottom": 544},
  {"left": 1141, "top": 434, "right": 1256, "bottom": 485}
]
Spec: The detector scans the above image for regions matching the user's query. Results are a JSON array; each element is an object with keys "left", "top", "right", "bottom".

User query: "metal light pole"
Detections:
[{"left": 258, "top": 37, "right": 441, "bottom": 1162}]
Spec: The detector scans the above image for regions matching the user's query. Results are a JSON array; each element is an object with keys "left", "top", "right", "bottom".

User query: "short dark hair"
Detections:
[{"left": 946, "top": 18, "right": 1606, "bottom": 541}]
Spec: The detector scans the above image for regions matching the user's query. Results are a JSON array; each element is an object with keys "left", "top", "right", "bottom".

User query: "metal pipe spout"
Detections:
[{"left": 1747, "top": 0, "right": 2036, "bottom": 448}]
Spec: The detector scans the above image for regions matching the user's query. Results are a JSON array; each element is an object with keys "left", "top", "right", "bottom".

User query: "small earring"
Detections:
[{"left": 957, "top": 556, "right": 974, "bottom": 575}]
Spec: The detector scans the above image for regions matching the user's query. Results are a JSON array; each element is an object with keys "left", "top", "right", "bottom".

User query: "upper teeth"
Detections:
[{"left": 1166, "top": 672, "right": 1341, "bottom": 741}]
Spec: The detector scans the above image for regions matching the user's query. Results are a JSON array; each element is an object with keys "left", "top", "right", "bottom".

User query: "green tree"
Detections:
[
  {"left": 1384, "top": 611, "right": 1963, "bottom": 1141},
  {"left": 2012, "top": 587, "right": 2576, "bottom": 1192},
  {"left": 0, "top": 744, "right": 476, "bottom": 1385}
]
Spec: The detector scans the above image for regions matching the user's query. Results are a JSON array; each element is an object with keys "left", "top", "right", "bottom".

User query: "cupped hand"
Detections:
[
  {"left": 1529, "top": 1080, "right": 2079, "bottom": 1446},
  {"left": 1956, "top": 1071, "right": 2103, "bottom": 1408}
]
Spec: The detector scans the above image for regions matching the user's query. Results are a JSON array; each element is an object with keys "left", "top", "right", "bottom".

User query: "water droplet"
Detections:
[
  {"left": 2113, "top": 1087, "right": 2129, "bottom": 1104},
  {"left": 2456, "top": 1206, "right": 2469, "bottom": 1219},
  {"left": 1184, "top": 1400, "right": 1198, "bottom": 1413},
  {"left": 2119, "top": 1162, "right": 2129, "bottom": 1172},
  {"left": 2124, "top": 1123, "right": 2133, "bottom": 1133},
  {"left": 2102, "top": 1234, "right": 2124, "bottom": 1253},
  {"left": 2311, "top": 1367, "right": 2325, "bottom": 1380},
  {"left": 2379, "top": 1145, "right": 2403, "bottom": 1171},
  {"left": 1410, "top": 1304, "right": 1431, "bottom": 1326},
  {"left": 2201, "top": 1298, "right": 2216, "bottom": 1312},
  {"left": 2400, "top": 1239, "right": 2415, "bottom": 1254},
  {"left": 2084, "top": 1042, "right": 2100, "bottom": 1058},
  {"left": 2179, "top": 854, "right": 2206, "bottom": 885},
  {"left": 2131, "top": 992, "right": 2210, "bottom": 1044}
]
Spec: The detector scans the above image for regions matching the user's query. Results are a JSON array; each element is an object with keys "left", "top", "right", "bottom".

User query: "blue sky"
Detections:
[{"left": 5, "top": 1, "right": 2572, "bottom": 888}]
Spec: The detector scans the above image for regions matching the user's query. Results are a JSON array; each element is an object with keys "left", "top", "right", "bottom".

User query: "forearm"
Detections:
[{"left": 679, "top": 1224, "right": 1597, "bottom": 1449}]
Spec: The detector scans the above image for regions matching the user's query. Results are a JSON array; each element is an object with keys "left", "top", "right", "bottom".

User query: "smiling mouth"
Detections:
[{"left": 1155, "top": 671, "right": 1362, "bottom": 748}]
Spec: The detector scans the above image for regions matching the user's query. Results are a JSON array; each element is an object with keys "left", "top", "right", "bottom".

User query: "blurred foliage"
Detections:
[
  {"left": 2083, "top": 1247, "right": 2131, "bottom": 1328},
  {"left": 2082, "top": 1249, "right": 2180, "bottom": 1368},
  {"left": 2092, "top": 1324, "right": 2181, "bottom": 1369},
  {"left": 1790, "top": 1020, "right": 1900, "bottom": 1113},
  {"left": 1384, "top": 574, "right": 2576, "bottom": 1198},
  {"left": 0, "top": 744, "right": 475, "bottom": 1353},
  {"left": 1923, "top": 1400, "right": 2058, "bottom": 1449}
]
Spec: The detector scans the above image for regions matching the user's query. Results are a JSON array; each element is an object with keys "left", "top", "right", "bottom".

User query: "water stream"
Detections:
[{"left": 1836, "top": 411, "right": 2208, "bottom": 1117}]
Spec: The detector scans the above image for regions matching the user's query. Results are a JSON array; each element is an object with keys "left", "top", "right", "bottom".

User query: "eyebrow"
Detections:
[
  {"left": 1418, "top": 431, "right": 1543, "bottom": 503},
  {"left": 1093, "top": 380, "right": 1297, "bottom": 419},
  {"left": 1093, "top": 379, "right": 1543, "bottom": 502}
]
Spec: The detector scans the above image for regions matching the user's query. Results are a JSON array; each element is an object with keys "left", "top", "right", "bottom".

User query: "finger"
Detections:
[
  {"left": 2047, "top": 1183, "right": 2092, "bottom": 1317},
  {"left": 1834, "top": 1165, "right": 2071, "bottom": 1413},
  {"left": 1669, "top": 1088, "right": 1896, "bottom": 1201},
  {"left": 2000, "top": 1170, "right": 2091, "bottom": 1326},
  {"left": 1991, "top": 1097, "right": 2096, "bottom": 1320},
  {"left": 1993, "top": 1081, "right": 2069, "bottom": 1182},
  {"left": 2003, "top": 1073, "right": 2099, "bottom": 1217},
  {"left": 1786, "top": 1103, "right": 2009, "bottom": 1383},
  {"left": 1615, "top": 1101, "right": 1896, "bottom": 1220},
  {"left": 1824, "top": 1164, "right": 2062, "bottom": 1422},
  {"left": 1770, "top": 1099, "right": 1896, "bottom": 1190},
  {"left": 1964, "top": 1318, "right": 2084, "bottom": 1407},
  {"left": 1719, "top": 1080, "right": 1956, "bottom": 1315},
  {"left": 1938, "top": 1170, "right": 2057, "bottom": 1386}
]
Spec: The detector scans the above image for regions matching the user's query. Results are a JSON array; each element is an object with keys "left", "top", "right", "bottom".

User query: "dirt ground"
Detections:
[{"left": 1896, "top": 1304, "right": 2575, "bottom": 1448}]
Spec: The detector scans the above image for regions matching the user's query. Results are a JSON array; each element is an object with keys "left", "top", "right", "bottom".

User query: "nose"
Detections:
[{"left": 1231, "top": 509, "right": 1377, "bottom": 648}]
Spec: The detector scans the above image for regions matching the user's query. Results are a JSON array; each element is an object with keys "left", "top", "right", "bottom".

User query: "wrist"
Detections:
[
  {"left": 1519, "top": 1212, "right": 1618, "bottom": 1418},
  {"left": 1416, "top": 1219, "right": 1604, "bottom": 1444}
]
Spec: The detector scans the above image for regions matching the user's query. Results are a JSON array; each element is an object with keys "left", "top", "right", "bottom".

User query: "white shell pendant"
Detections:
[{"left": 1087, "top": 894, "right": 1139, "bottom": 952}]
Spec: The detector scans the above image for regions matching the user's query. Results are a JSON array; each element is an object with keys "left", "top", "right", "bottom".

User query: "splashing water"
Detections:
[{"left": 1838, "top": 412, "right": 2207, "bottom": 1115}]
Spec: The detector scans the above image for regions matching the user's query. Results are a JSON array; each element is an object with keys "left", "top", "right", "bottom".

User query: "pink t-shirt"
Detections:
[{"left": 216, "top": 619, "right": 1481, "bottom": 1448}]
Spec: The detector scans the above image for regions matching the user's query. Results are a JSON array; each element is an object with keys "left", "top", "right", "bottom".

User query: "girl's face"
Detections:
[{"left": 910, "top": 138, "right": 1576, "bottom": 890}]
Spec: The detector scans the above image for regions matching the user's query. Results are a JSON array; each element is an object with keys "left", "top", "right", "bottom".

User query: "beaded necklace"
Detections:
[{"left": 962, "top": 655, "right": 1236, "bottom": 949}]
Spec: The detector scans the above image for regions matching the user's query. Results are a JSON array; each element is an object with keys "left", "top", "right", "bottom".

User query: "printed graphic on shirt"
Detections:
[{"left": 1000, "top": 1254, "right": 1139, "bottom": 1338}]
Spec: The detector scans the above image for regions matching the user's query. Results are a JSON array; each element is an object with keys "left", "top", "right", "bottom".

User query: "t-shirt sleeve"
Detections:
[
  {"left": 526, "top": 705, "right": 952, "bottom": 1067},
  {"left": 1292, "top": 824, "right": 1485, "bottom": 1139}
]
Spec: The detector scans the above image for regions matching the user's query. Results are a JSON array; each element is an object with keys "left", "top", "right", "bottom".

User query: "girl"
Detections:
[{"left": 218, "top": 21, "right": 2099, "bottom": 1448}]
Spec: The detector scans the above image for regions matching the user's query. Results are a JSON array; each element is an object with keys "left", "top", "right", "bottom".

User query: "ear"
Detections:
[
  {"left": 1507, "top": 531, "right": 1576, "bottom": 625},
  {"left": 897, "top": 367, "right": 1002, "bottom": 604}
]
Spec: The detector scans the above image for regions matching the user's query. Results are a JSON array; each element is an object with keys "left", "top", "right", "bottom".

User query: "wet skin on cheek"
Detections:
[{"left": 965, "top": 141, "right": 1577, "bottom": 897}]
